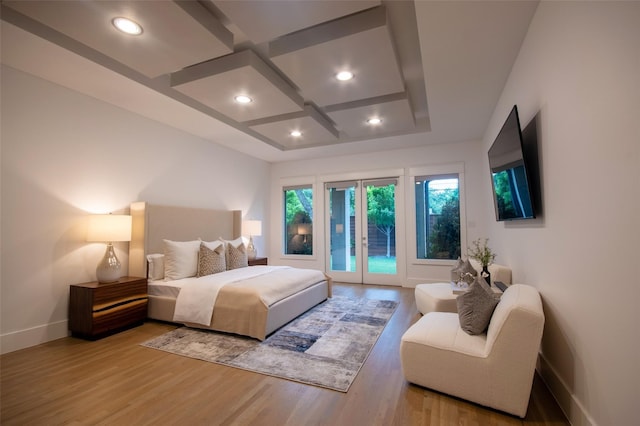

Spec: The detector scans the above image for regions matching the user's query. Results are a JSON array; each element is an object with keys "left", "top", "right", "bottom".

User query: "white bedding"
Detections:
[
  {"left": 148, "top": 280, "right": 182, "bottom": 298},
  {"left": 171, "top": 266, "right": 325, "bottom": 326}
]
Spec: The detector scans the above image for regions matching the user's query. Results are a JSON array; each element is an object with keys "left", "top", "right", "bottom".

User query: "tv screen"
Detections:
[{"left": 488, "top": 105, "right": 535, "bottom": 221}]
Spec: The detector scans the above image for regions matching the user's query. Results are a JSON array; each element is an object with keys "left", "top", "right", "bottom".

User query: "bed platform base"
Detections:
[{"left": 148, "top": 280, "right": 329, "bottom": 340}]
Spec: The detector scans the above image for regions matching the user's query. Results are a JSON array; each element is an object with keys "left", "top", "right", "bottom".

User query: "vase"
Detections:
[{"left": 481, "top": 266, "right": 491, "bottom": 287}]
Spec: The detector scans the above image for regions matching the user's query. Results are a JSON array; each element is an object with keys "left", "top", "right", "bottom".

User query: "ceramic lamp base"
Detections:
[
  {"left": 96, "top": 243, "right": 122, "bottom": 283},
  {"left": 246, "top": 237, "right": 257, "bottom": 260}
]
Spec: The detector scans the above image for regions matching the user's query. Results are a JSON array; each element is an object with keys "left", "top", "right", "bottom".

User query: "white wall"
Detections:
[
  {"left": 482, "top": 3, "right": 639, "bottom": 425},
  {"left": 270, "top": 138, "right": 491, "bottom": 286},
  {"left": 0, "top": 66, "right": 270, "bottom": 353}
]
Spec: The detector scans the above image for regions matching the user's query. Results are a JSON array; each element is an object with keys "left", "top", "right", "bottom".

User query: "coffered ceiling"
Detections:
[{"left": 1, "top": 0, "right": 539, "bottom": 162}]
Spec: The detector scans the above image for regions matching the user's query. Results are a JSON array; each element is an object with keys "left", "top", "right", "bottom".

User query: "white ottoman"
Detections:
[
  {"left": 414, "top": 283, "right": 457, "bottom": 314},
  {"left": 415, "top": 262, "right": 513, "bottom": 315}
]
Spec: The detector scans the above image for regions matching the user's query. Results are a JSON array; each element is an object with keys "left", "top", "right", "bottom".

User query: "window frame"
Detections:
[
  {"left": 281, "top": 180, "right": 316, "bottom": 260},
  {"left": 408, "top": 163, "right": 467, "bottom": 266}
]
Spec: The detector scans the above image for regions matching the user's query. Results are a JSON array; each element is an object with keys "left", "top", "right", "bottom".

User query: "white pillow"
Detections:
[
  {"left": 163, "top": 239, "right": 200, "bottom": 281},
  {"left": 146, "top": 253, "right": 165, "bottom": 281},
  {"left": 220, "top": 236, "right": 249, "bottom": 248},
  {"left": 202, "top": 240, "right": 224, "bottom": 250}
]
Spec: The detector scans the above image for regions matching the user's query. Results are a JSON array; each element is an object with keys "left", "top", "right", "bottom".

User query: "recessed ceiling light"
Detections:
[
  {"left": 234, "top": 95, "right": 253, "bottom": 104},
  {"left": 336, "top": 71, "right": 354, "bottom": 81},
  {"left": 112, "top": 17, "right": 143, "bottom": 36},
  {"left": 290, "top": 130, "right": 302, "bottom": 137},
  {"left": 367, "top": 117, "right": 382, "bottom": 125}
]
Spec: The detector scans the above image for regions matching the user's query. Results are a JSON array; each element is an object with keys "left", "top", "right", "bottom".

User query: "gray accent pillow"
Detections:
[
  {"left": 197, "top": 243, "right": 226, "bottom": 277},
  {"left": 456, "top": 276, "right": 499, "bottom": 335}
]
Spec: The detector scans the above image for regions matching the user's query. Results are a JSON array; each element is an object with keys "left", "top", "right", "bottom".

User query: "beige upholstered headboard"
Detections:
[{"left": 128, "top": 202, "right": 242, "bottom": 278}]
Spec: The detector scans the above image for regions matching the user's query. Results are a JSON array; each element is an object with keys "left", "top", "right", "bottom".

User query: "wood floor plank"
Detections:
[{"left": 1, "top": 283, "right": 568, "bottom": 425}]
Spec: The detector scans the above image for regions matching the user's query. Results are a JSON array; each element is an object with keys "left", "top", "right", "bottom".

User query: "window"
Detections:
[
  {"left": 415, "top": 174, "right": 460, "bottom": 260},
  {"left": 283, "top": 185, "right": 313, "bottom": 255}
]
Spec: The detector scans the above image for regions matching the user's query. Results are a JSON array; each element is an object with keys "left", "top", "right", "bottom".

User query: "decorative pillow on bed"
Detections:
[
  {"left": 226, "top": 242, "right": 248, "bottom": 270},
  {"left": 146, "top": 254, "right": 165, "bottom": 281},
  {"left": 218, "top": 237, "right": 249, "bottom": 270},
  {"left": 163, "top": 239, "right": 201, "bottom": 280},
  {"left": 197, "top": 242, "right": 226, "bottom": 277}
]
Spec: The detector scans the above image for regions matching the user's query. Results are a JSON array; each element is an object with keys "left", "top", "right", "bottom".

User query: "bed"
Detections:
[{"left": 128, "top": 202, "right": 330, "bottom": 340}]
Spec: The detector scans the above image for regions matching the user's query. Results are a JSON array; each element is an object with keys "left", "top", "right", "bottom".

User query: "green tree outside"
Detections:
[{"left": 427, "top": 193, "right": 461, "bottom": 259}]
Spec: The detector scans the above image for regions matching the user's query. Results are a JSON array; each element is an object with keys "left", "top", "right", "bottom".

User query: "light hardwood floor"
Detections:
[{"left": 1, "top": 283, "right": 568, "bottom": 425}]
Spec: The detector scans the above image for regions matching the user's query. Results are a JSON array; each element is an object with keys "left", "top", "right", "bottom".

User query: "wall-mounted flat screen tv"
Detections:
[{"left": 488, "top": 105, "right": 536, "bottom": 221}]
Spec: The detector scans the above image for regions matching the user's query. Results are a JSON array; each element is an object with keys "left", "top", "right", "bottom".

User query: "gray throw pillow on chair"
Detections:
[{"left": 456, "top": 276, "right": 499, "bottom": 335}]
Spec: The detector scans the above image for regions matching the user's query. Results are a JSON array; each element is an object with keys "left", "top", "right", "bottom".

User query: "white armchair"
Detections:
[{"left": 400, "top": 284, "right": 544, "bottom": 417}]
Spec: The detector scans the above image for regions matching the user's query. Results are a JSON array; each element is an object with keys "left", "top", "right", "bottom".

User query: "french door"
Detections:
[{"left": 325, "top": 178, "right": 399, "bottom": 285}]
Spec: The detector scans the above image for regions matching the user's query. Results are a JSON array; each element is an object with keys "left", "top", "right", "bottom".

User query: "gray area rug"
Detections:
[{"left": 141, "top": 296, "right": 398, "bottom": 392}]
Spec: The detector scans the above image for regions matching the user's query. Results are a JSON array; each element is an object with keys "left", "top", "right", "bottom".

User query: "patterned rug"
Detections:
[{"left": 141, "top": 296, "right": 398, "bottom": 392}]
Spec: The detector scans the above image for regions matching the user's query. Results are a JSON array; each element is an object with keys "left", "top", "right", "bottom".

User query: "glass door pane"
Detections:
[
  {"left": 327, "top": 182, "right": 361, "bottom": 283},
  {"left": 363, "top": 180, "right": 397, "bottom": 285}
]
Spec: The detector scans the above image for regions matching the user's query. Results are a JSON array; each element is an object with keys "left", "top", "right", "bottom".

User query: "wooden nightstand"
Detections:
[
  {"left": 69, "top": 276, "right": 148, "bottom": 339},
  {"left": 248, "top": 257, "right": 268, "bottom": 266}
]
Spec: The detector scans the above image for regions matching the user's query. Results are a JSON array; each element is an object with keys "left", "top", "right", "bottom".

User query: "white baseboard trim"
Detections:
[
  {"left": 538, "top": 353, "right": 596, "bottom": 426},
  {"left": 1, "top": 320, "right": 69, "bottom": 355}
]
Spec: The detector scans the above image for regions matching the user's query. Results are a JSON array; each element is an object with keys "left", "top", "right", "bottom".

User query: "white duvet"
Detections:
[{"left": 172, "top": 265, "right": 325, "bottom": 326}]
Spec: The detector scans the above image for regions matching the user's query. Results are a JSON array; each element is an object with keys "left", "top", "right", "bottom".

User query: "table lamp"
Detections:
[
  {"left": 87, "top": 214, "right": 132, "bottom": 283},
  {"left": 243, "top": 220, "right": 262, "bottom": 260}
]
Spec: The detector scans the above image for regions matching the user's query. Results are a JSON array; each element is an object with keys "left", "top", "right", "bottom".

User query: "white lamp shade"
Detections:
[
  {"left": 243, "top": 220, "right": 262, "bottom": 236},
  {"left": 87, "top": 214, "right": 132, "bottom": 242}
]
